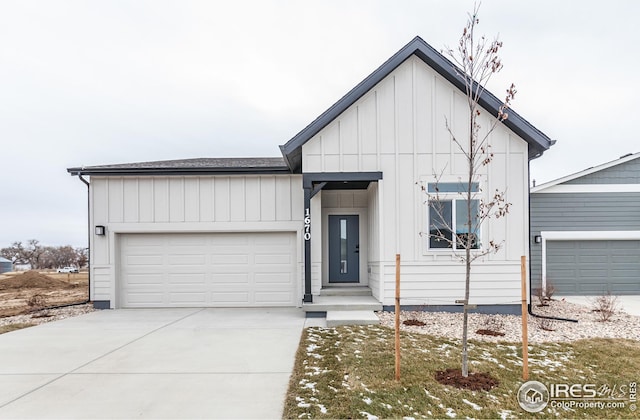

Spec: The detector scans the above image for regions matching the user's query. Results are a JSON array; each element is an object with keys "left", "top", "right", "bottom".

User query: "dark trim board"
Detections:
[
  {"left": 382, "top": 304, "right": 522, "bottom": 315},
  {"left": 92, "top": 300, "right": 110, "bottom": 309},
  {"left": 303, "top": 172, "right": 383, "bottom": 188}
]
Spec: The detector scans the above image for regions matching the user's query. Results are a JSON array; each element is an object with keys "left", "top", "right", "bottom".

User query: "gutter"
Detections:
[
  {"left": 67, "top": 167, "right": 292, "bottom": 177},
  {"left": 527, "top": 162, "right": 577, "bottom": 323},
  {"left": 76, "top": 174, "right": 91, "bottom": 306}
]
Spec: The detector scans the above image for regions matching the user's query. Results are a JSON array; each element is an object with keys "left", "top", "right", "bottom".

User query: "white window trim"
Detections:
[{"left": 540, "top": 230, "right": 640, "bottom": 291}]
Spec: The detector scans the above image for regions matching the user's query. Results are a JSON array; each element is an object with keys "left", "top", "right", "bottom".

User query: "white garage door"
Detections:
[{"left": 119, "top": 232, "right": 297, "bottom": 308}]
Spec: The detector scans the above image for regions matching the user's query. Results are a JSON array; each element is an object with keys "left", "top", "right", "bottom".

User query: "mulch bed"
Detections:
[
  {"left": 434, "top": 368, "right": 500, "bottom": 391},
  {"left": 403, "top": 319, "right": 426, "bottom": 326},
  {"left": 475, "top": 328, "right": 505, "bottom": 336}
]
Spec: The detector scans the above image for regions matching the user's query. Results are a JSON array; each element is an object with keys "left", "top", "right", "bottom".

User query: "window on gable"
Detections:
[{"left": 427, "top": 183, "right": 480, "bottom": 250}]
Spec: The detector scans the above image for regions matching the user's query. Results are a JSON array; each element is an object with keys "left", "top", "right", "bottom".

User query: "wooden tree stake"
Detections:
[
  {"left": 395, "top": 254, "right": 401, "bottom": 381},
  {"left": 521, "top": 255, "right": 529, "bottom": 380}
]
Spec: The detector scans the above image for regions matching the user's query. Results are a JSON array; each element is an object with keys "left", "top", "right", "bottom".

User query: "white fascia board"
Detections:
[
  {"left": 531, "top": 152, "right": 640, "bottom": 193},
  {"left": 533, "top": 184, "right": 640, "bottom": 194},
  {"left": 541, "top": 230, "right": 640, "bottom": 240}
]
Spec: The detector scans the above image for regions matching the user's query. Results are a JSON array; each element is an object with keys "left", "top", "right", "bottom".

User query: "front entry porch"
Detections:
[
  {"left": 301, "top": 172, "right": 383, "bottom": 326},
  {"left": 302, "top": 286, "right": 382, "bottom": 327}
]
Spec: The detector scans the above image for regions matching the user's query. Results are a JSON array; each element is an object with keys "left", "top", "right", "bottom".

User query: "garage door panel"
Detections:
[
  {"left": 125, "top": 292, "right": 165, "bottom": 305},
  {"left": 255, "top": 273, "right": 292, "bottom": 284},
  {"left": 126, "top": 273, "right": 164, "bottom": 285},
  {"left": 167, "top": 235, "right": 208, "bottom": 246},
  {"left": 255, "top": 291, "right": 293, "bottom": 304},
  {"left": 126, "top": 255, "right": 163, "bottom": 265},
  {"left": 211, "top": 273, "right": 250, "bottom": 284},
  {"left": 167, "top": 273, "right": 206, "bottom": 284},
  {"left": 211, "top": 254, "right": 249, "bottom": 264},
  {"left": 255, "top": 254, "right": 292, "bottom": 264},
  {"left": 211, "top": 292, "right": 251, "bottom": 304},
  {"left": 167, "top": 255, "right": 206, "bottom": 265},
  {"left": 547, "top": 240, "right": 640, "bottom": 295},
  {"left": 168, "top": 292, "right": 207, "bottom": 305}
]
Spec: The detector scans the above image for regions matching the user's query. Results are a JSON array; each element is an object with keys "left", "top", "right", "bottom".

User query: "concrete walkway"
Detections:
[{"left": 0, "top": 308, "right": 306, "bottom": 419}]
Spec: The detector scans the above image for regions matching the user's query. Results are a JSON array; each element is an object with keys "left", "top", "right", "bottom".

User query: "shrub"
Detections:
[{"left": 590, "top": 291, "right": 619, "bottom": 322}]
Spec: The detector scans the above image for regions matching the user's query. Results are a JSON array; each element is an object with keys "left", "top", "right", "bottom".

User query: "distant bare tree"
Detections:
[{"left": 1, "top": 241, "right": 86, "bottom": 269}]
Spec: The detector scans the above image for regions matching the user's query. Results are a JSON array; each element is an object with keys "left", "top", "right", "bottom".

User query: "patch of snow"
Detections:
[
  {"left": 363, "top": 397, "right": 372, "bottom": 405},
  {"left": 361, "top": 383, "right": 375, "bottom": 393},
  {"left": 380, "top": 402, "right": 392, "bottom": 410},
  {"left": 445, "top": 407, "right": 456, "bottom": 418},
  {"left": 317, "top": 404, "right": 327, "bottom": 414},
  {"left": 498, "top": 409, "right": 512, "bottom": 419},
  {"left": 306, "top": 343, "right": 319, "bottom": 352},
  {"left": 359, "top": 411, "right": 379, "bottom": 420},
  {"left": 403, "top": 417, "right": 416, "bottom": 420},
  {"left": 424, "top": 389, "right": 441, "bottom": 400},
  {"left": 462, "top": 399, "right": 482, "bottom": 410}
]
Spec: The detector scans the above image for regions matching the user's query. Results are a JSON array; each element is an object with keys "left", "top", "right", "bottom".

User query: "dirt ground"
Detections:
[{"left": 0, "top": 271, "right": 89, "bottom": 318}]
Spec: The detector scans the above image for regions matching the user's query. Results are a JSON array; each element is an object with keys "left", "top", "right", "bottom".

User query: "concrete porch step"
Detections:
[
  {"left": 326, "top": 310, "right": 380, "bottom": 327},
  {"left": 303, "top": 295, "right": 383, "bottom": 312},
  {"left": 320, "top": 286, "right": 372, "bottom": 297}
]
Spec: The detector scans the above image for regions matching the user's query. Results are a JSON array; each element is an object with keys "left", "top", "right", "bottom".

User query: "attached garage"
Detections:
[
  {"left": 546, "top": 240, "right": 640, "bottom": 295},
  {"left": 119, "top": 232, "right": 297, "bottom": 308}
]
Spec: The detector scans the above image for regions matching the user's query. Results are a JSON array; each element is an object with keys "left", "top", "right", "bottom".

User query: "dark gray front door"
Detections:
[{"left": 328, "top": 215, "right": 359, "bottom": 283}]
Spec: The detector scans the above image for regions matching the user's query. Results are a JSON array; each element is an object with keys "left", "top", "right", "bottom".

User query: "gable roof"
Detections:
[
  {"left": 531, "top": 152, "right": 640, "bottom": 193},
  {"left": 280, "top": 36, "right": 555, "bottom": 172},
  {"left": 67, "top": 157, "right": 290, "bottom": 176}
]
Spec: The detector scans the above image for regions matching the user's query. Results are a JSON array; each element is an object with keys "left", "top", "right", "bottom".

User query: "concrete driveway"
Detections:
[{"left": 0, "top": 308, "right": 306, "bottom": 419}]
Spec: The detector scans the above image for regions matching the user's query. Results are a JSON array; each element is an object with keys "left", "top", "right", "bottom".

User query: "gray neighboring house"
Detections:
[{"left": 530, "top": 152, "right": 640, "bottom": 296}]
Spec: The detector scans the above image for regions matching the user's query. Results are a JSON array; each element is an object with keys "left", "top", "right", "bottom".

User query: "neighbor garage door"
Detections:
[
  {"left": 547, "top": 240, "right": 640, "bottom": 295},
  {"left": 119, "top": 232, "right": 297, "bottom": 308}
]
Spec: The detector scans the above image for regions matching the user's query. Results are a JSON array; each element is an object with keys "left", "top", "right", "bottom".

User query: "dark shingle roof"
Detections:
[{"left": 67, "top": 157, "right": 290, "bottom": 176}]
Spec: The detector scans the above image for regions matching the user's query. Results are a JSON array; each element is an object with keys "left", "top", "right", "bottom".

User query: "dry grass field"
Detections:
[{"left": 0, "top": 270, "right": 88, "bottom": 318}]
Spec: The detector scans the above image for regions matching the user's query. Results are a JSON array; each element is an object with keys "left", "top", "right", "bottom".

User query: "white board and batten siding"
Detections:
[
  {"left": 302, "top": 56, "right": 530, "bottom": 307},
  {"left": 90, "top": 175, "right": 304, "bottom": 308}
]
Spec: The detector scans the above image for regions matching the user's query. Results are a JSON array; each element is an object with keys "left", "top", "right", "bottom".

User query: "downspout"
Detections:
[
  {"left": 527, "top": 160, "right": 577, "bottom": 323},
  {"left": 77, "top": 174, "right": 91, "bottom": 305}
]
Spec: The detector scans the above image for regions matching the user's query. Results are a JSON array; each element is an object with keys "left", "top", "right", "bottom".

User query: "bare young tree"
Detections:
[{"left": 420, "top": 5, "right": 514, "bottom": 377}]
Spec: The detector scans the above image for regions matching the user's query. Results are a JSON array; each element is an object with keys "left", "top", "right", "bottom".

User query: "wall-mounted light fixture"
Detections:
[
  {"left": 534, "top": 235, "right": 542, "bottom": 244},
  {"left": 95, "top": 225, "right": 106, "bottom": 236}
]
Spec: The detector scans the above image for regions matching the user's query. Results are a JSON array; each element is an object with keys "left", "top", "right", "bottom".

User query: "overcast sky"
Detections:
[{"left": 1, "top": 1, "right": 638, "bottom": 248}]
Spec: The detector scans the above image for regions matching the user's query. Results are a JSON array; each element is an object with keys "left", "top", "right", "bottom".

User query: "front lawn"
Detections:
[{"left": 284, "top": 325, "right": 640, "bottom": 419}]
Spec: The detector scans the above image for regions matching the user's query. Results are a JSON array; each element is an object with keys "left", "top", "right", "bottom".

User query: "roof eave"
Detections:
[{"left": 67, "top": 166, "right": 292, "bottom": 176}]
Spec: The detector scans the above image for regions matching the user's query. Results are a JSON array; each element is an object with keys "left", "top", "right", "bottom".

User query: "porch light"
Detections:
[
  {"left": 534, "top": 235, "right": 542, "bottom": 244},
  {"left": 95, "top": 225, "right": 106, "bottom": 236}
]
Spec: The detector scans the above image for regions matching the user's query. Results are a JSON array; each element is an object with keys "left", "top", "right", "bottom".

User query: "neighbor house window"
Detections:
[{"left": 427, "top": 183, "right": 480, "bottom": 250}]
